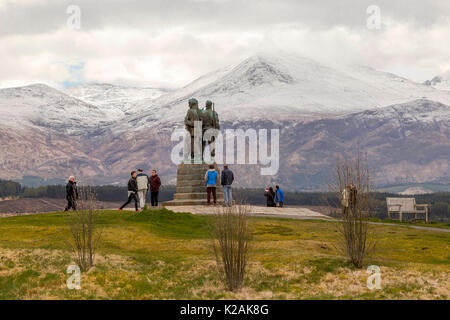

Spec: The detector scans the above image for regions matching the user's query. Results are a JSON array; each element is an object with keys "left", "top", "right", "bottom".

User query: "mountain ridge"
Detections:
[{"left": 1, "top": 54, "right": 450, "bottom": 189}]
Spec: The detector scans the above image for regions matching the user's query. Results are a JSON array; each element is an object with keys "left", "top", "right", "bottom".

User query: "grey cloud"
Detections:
[
  {"left": 0, "top": 0, "right": 449, "bottom": 37},
  {"left": 0, "top": 0, "right": 448, "bottom": 88}
]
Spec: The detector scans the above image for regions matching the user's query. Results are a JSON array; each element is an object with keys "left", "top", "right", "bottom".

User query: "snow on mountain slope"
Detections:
[
  {"left": 3, "top": 54, "right": 450, "bottom": 136},
  {"left": 345, "top": 98, "right": 450, "bottom": 123},
  {"left": 0, "top": 84, "right": 108, "bottom": 134},
  {"left": 93, "top": 99, "right": 450, "bottom": 189},
  {"left": 281, "top": 99, "right": 450, "bottom": 189},
  {"left": 64, "top": 83, "right": 169, "bottom": 119},
  {"left": 424, "top": 71, "right": 450, "bottom": 91},
  {"left": 113, "top": 53, "right": 450, "bottom": 132}
]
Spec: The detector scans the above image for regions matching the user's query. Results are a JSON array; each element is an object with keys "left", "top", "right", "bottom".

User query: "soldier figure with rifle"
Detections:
[
  {"left": 200, "top": 100, "right": 220, "bottom": 161},
  {"left": 184, "top": 98, "right": 201, "bottom": 161}
]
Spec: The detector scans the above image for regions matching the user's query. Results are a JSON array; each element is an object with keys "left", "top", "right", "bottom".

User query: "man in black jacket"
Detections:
[
  {"left": 221, "top": 164, "right": 234, "bottom": 206},
  {"left": 64, "top": 176, "right": 78, "bottom": 211},
  {"left": 119, "top": 171, "right": 140, "bottom": 212}
]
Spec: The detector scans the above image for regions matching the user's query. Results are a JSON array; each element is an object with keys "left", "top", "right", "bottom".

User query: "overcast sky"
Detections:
[{"left": 0, "top": 0, "right": 449, "bottom": 89}]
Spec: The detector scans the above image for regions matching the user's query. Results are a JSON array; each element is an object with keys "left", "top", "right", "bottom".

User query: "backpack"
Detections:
[{"left": 136, "top": 174, "right": 149, "bottom": 190}]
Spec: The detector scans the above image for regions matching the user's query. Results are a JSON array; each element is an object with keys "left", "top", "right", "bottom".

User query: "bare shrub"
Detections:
[
  {"left": 330, "top": 151, "right": 375, "bottom": 268},
  {"left": 66, "top": 185, "right": 102, "bottom": 272},
  {"left": 210, "top": 204, "right": 253, "bottom": 292}
]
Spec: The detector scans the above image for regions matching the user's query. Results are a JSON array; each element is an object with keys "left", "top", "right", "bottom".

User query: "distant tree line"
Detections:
[
  {"left": 0, "top": 180, "right": 177, "bottom": 202},
  {"left": 20, "top": 184, "right": 177, "bottom": 203}
]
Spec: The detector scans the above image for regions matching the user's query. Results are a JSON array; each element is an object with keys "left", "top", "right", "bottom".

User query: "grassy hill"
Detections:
[{"left": 0, "top": 209, "right": 448, "bottom": 300}]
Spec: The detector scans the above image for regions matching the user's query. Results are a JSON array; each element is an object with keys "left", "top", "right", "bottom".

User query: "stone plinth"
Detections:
[{"left": 162, "top": 163, "right": 224, "bottom": 206}]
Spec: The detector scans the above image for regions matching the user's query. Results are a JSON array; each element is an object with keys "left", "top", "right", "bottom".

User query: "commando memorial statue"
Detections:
[
  {"left": 184, "top": 98, "right": 220, "bottom": 163},
  {"left": 164, "top": 97, "right": 223, "bottom": 206}
]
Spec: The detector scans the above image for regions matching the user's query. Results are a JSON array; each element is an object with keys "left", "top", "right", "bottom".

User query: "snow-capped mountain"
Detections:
[
  {"left": 1, "top": 53, "right": 450, "bottom": 189},
  {"left": 424, "top": 72, "right": 450, "bottom": 91},
  {"left": 107, "top": 53, "right": 450, "bottom": 133},
  {"left": 0, "top": 83, "right": 108, "bottom": 135},
  {"left": 88, "top": 99, "right": 450, "bottom": 189},
  {"left": 64, "top": 83, "right": 169, "bottom": 120}
]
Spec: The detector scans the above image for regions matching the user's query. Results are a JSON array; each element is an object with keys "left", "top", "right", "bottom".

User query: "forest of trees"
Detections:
[
  {"left": 0, "top": 180, "right": 22, "bottom": 198},
  {"left": 19, "top": 183, "right": 178, "bottom": 204},
  {"left": 0, "top": 179, "right": 448, "bottom": 221}
]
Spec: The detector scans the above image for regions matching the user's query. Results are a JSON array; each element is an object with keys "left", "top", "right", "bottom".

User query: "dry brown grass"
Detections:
[
  {"left": 331, "top": 151, "right": 375, "bottom": 268},
  {"left": 66, "top": 186, "right": 102, "bottom": 272},
  {"left": 0, "top": 209, "right": 448, "bottom": 300},
  {"left": 210, "top": 204, "right": 253, "bottom": 292}
]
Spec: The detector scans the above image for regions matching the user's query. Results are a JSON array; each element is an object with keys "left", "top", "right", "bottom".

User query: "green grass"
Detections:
[
  {"left": 368, "top": 217, "right": 450, "bottom": 229},
  {"left": 0, "top": 209, "right": 448, "bottom": 300}
]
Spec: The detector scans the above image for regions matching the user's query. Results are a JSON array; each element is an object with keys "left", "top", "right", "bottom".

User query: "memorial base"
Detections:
[{"left": 162, "top": 163, "right": 224, "bottom": 206}]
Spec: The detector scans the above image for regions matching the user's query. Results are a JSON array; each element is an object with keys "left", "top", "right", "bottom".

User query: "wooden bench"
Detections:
[{"left": 386, "top": 197, "right": 429, "bottom": 222}]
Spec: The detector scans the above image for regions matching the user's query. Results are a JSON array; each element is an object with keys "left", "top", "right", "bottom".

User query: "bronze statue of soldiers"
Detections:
[
  {"left": 201, "top": 100, "right": 220, "bottom": 159},
  {"left": 184, "top": 98, "right": 201, "bottom": 161}
]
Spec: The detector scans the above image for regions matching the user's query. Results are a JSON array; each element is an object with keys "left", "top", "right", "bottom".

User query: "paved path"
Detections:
[
  {"left": 165, "top": 205, "right": 329, "bottom": 219},
  {"left": 165, "top": 205, "right": 450, "bottom": 233},
  {"left": 363, "top": 221, "right": 450, "bottom": 233}
]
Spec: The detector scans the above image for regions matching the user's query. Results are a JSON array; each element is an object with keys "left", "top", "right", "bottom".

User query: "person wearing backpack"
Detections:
[
  {"left": 136, "top": 168, "right": 149, "bottom": 209},
  {"left": 204, "top": 164, "right": 219, "bottom": 205}
]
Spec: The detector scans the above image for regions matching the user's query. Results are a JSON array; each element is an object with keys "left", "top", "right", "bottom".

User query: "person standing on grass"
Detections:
[
  {"left": 349, "top": 183, "right": 358, "bottom": 214},
  {"left": 264, "top": 187, "right": 276, "bottom": 207},
  {"left": 275, "top": 185, "right": 284, "bottom": 207},
  {"left": 341, "top": 184, "right": 350, "bottom": 216},
  {"left": 136, "top": 168, "right": 149, "bottom": 209},
  {"left": 119, "top": 171, "right": 140, "bottom": 212},
  {"left": 204, "top": 164, "right": 219, "bottom": 205},
  {"left": 64, "top": 176, "right": 78, "bottom": 211},
  {"left": 221, "top": 164, "right": 234, "bottom": 206},
  {"left": 150, "top": 169, "right": 162, "bottom": 207}
]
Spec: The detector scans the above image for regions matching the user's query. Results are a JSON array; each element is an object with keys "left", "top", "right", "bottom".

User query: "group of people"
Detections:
[
  {"left": 119, "top": 169, "right": 162, "bottom": 212},
  {"left": 264, "top": 185, "right": 284, "bottom": 207},
  {"left": 63, "top": 166, "right": 287, "bottom": 211}
]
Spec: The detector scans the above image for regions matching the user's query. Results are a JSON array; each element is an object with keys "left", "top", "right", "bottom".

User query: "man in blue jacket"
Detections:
[
  {"left": 275, "top": 185, "right": 284, "bottom": 207},
  {"left": 204, "top": 164, "right": 219, "bottom": 205}
]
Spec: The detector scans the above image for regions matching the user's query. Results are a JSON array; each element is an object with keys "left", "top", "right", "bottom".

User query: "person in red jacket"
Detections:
[{"left": 150, "top": 169, "right": 162, "bottom": 207}]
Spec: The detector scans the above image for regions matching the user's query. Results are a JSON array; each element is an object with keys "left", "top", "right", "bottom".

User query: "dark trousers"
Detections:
[
  {"left": 151, "top": 191, "right": 159, "bottom": 207},
  {"left": 65, "top": 196, "right": 77, "bottom": 211},
  {"left": 207, "top": 187, "right": 217, "bottom": 204},
  {"left": 120, "top": 193, "right": 139, "bottom": 211}
]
